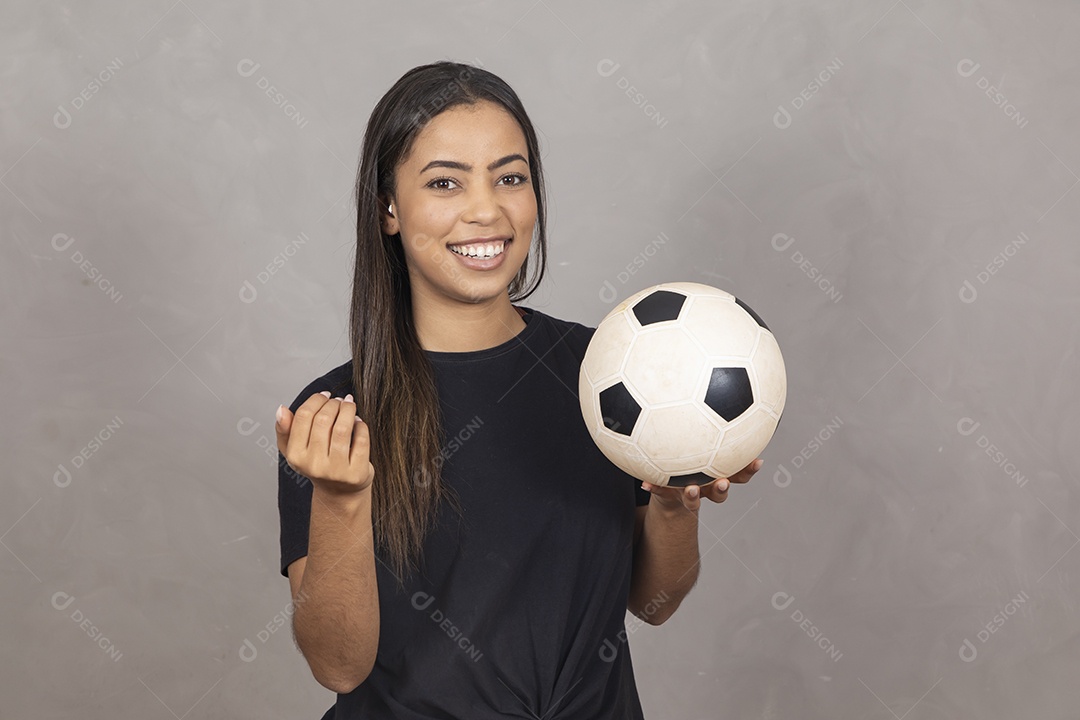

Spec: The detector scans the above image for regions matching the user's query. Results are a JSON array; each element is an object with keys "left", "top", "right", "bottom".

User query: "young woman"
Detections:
[{"left": 274, "top": 60, "right": 762, "bottom": 720}]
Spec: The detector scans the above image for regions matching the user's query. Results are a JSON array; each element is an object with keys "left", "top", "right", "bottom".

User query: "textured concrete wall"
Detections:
[{"left": 3, "top": 1, "right": 1077, "bottom": 717}]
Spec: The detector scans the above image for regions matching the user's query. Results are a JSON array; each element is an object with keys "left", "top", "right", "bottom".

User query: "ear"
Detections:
[{"left": 380, "top": 197, "right": 399, "bottom": 236}]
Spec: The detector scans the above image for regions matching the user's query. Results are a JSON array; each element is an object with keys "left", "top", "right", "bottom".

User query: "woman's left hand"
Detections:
[{"left": 641, "top": 457, "right": 764, "bottom": 512}]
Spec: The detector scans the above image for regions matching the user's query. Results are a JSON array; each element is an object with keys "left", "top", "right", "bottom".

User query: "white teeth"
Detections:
[{"left": 450, "top": 241, "right": 506, "bottom": 259}]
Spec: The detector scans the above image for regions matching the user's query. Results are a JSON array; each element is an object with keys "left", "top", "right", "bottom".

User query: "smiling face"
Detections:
[{"left": 382, "top": 100, "right": 537, "bottom": 310}]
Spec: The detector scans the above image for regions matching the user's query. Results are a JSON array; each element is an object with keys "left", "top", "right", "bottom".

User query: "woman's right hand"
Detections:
[{"left": 276, "top": 391, "right": 375, "bottom": 497}]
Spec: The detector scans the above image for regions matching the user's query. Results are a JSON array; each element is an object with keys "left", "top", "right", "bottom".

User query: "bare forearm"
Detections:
[
  {"left": 628, "top": 502, "right": 700, "bottom": 624},
  {"left": 293, "top": 488, "right": 380, "bottom": 693}
]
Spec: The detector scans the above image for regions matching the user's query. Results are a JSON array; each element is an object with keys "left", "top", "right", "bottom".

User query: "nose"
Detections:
[{"left": 461, "top": 184, "right": 501, "bottom": 225}]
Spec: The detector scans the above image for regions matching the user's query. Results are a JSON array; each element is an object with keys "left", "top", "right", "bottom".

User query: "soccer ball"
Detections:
[{"left": 579, "top": 282, "right": 786, "bottom": 487}]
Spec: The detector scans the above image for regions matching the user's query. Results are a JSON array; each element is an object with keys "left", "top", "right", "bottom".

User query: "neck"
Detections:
[{"left": 413, "top": 297, "right": 527, "bottom": 353}]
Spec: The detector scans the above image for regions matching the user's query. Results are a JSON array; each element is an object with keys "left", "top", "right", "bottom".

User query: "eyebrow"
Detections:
[{"left": 419, "top": 153, "right": 528, "bottom": 174}]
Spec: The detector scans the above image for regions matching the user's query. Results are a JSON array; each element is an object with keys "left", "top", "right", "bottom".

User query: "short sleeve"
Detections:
[
  {"left": 634, "top": 482, "right": 651, "bottom": 507},
  {"left": 278, "top": 450, "right": 313, "bottom": 578}
]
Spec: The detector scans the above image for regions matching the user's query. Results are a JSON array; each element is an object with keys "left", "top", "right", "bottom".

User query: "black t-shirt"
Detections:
[{"left": 278, "top": 306, "right": 652, "bottom": 719}]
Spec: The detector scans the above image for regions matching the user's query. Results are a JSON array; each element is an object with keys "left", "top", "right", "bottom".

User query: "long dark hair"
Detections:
[{"left": 349, "top": 61, "right": 548, "bottom": 584}]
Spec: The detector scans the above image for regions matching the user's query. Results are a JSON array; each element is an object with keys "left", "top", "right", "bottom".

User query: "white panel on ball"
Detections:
[
  {"left": 582, "top": 309, "right": 637, "bottom": 386},
  {"left": 750, "top": 331, "right": 787, "bottom": 413},
  {"left": 682, "top": 294, "right": 760, "bottom": 358},
  {"left": 635, "top": 405, "right": 720, "bottom": 471},
  {"left": 623, "top": 328, "right": 706, "bottom": 406}
]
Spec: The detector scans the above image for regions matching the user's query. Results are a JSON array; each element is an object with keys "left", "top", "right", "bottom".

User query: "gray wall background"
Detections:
[{"left": 3, "top": 1, "right": 1077, "bottom": 717}]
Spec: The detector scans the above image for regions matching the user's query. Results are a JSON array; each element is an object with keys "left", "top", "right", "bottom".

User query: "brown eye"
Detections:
[{"left": 426, "top": 177, "right": 457, "bottom": 191}]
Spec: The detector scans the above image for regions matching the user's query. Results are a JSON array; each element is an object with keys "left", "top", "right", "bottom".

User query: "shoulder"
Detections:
[
  {"left": 525, "top": 307, "right": 597, "bottom": 361},
  {"left": 285, "top": 359, "right": 354, "bottom": 413}
]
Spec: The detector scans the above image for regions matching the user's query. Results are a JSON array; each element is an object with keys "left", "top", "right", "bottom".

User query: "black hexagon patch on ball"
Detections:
[
  {"left": 704, "top": 367, "right": 754, "bottom": 422},
  {"left": 666, "top": 471, "right": 717, "bottom": 488},
  {"left": 734, "top": 296, "right": 769, "bottom": 331},
  {"left": 632, "top": 290, "right": 686, "bottom": 326},
  {"left": 600, "top": 382, "right": 642, "bottom": 436}
]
